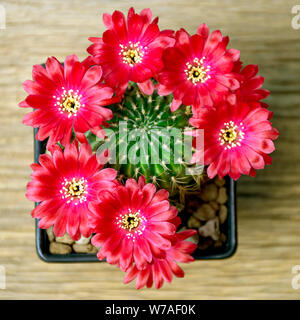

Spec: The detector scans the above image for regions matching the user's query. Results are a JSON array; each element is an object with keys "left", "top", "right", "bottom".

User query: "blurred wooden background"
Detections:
[{"left": 0, "top": 0, "right": 300, "bottom": 299}]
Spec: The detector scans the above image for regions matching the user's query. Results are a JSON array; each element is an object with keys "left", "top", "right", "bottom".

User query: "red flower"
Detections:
[
  {"left": 190, "top": 103, "right": 279, "bottom": 180},
  {"left": 227, "top": 64, "right": 270, "bottom": 108},
  {"left": 26, "top": 142, "right": 118, "bottom": 240},
  {"left": 123, "top": 230, "right": 197, "bottom": 289},
  {"left": 20, "top": 55, "right": 118, "bottom": 149},
  {"left": 158, "top": 24, "right": 240, "bottom": 112},
  {"left": 87, "top": 7, "right": 175, "bottom": 96},
  {"left": 89, "top": 176, "right": 180, "bottom": 271}
]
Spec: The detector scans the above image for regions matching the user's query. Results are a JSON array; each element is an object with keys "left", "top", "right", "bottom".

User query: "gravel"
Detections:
[{"left": 44, "top": 177, "right": 229, "bottom": 255}]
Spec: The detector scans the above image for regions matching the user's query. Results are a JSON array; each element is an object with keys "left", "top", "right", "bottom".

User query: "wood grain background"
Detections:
[{"left": 0, "top": 0, "right": 300, "bottom": 299}]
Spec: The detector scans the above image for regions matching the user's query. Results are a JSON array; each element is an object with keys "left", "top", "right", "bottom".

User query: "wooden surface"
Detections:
[{"left": 0, "top": 0, "right": 300, "bottom": 299}]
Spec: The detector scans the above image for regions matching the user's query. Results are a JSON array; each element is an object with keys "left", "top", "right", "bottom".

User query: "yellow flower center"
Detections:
[
  {"left": 116, "top": 209, "right": 147, "bottom": 241},
  {"left": 54, "top": 88, "right": 84, "bottom": 118},
  {"left": 60, "top": 177, "right": 88, "bottom": 205},
  {"left": 219, "top": 121, "right": 245, "bottom": 150},
  {"left": 185, "top": 57, "right": 211, "bottom": 85},
  {"left": 120, "top": 42, "right": 144, "bottom": 67},
  {"left": 122, "top": 212, "right": 140, "bottom": 231}
]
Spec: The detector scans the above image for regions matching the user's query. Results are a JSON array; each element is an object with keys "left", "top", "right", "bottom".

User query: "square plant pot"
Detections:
[{"left": 33, "top": 129, "right": 237, "bottom": 262}]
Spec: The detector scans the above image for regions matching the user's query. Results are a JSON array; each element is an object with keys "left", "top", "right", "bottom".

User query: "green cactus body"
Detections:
[{"left": 87, "top": 83, "right": 204, "bottom": 197}]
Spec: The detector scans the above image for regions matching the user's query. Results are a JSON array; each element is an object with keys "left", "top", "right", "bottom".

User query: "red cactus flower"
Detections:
[
  {"left": 26, "top": 142, "right": 118, "bottom": 240},
  {"left": 87, "top": 7, "right": 175, "bottom": 96},
  {"left": 88, "top": 176, "right": 180, "bottom": 271},
  {"left": 158, "top": 24, "right": 240, "bottom": 113},
  {"left": 19, "top": 55, "right": 119, "bottom": 149},
  {"left": 227, "top": 64, "right": 270, "bottom": 108},
  {"left": 190, "top": 102, "right": 279, "bottom": 180},
  {"left": 123, "top": 230, "right": 197, "bottom": 289}
]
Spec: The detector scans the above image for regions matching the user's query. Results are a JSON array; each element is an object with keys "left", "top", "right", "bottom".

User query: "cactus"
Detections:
[{"left": 87, "top": 82, "right": 204, "bottom": 198}]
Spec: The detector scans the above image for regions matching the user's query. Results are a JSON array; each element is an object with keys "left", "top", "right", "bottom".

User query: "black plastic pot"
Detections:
[{"left": 34, "top": 129, "right": 237, "bottom": 262}]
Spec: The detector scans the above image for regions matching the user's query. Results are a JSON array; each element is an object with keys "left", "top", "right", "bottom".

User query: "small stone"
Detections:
[
  {"left": 72, "top": 243, "right": 98, "bottom": 254},
  {"left": 214, "top": 176, "right": 225, "bottom": 187},
  {"left": 214, "top": 240, "right": 223, "bottom": 248},
  {"left": 201, "top": 174, "right": 210, "bottom": 184},
  {"left": 216, "top": 187, "right": 228, "bottom": 204},
  {"left": 220, "top": 233, "right": 227, "bottom": 243},
  {"left": 46, "top": 227, "right": 55, "bottom": 242},
  {"left": 187, "top": 216, "right": 202, "bottom": 228},
  {"left": 193, "top": 203, "right": 216, "bottom": 221},
  {"left": 198, "top": 218, "right": 220, "bottom": 241},
  {"left": 219, "top": 205, "right": 228, "bottom": 224},
  {"left": 209, "top": 200, "right": 219, "bottom": 211},
  {"left": 75, "top": 235, "right": 91, "bottom": 245},
  {"left": 199, "top": 183, "right": 218, "bottom": 202},
  {"left": 49, "top": 242, "right": 72, "bottom": 254},
  {"left": 56, "top": 234, "right": 74, "bottom": 245}
]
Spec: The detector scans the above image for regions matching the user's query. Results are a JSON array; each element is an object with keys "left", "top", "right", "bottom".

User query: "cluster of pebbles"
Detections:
[
  {"left": 180, "top": 176, "right": 228, "bottom": 251},
  {"left": 46, "top": 176, "right": 228, "bottom": 255},
  {"left": 47, "top": 229, "right": 99, "bottom": 255}
]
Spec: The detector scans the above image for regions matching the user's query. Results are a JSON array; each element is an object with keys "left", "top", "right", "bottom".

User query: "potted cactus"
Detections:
[{"left": 20, "top": 7, "right": 278, "bottom": 289}]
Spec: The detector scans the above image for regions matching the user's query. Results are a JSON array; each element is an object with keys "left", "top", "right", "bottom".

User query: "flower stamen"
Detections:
[
  {"left": 120, "top": 42, "right": 145, "bottom": 67},
  {"left": 185, "top": 57, "right": 211, "bottom": 85},
  {"left": 60, "top": 177, "right": 88, "bottom": 205},
  {"left": 116, "top": 209, "right": 147, "bottom": 242},
  {"left": 54, "top": 88, "right": 84, "bottom": 118},
  {"left": 219, "top": 121, "right": 245, "bottom": 150}
]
